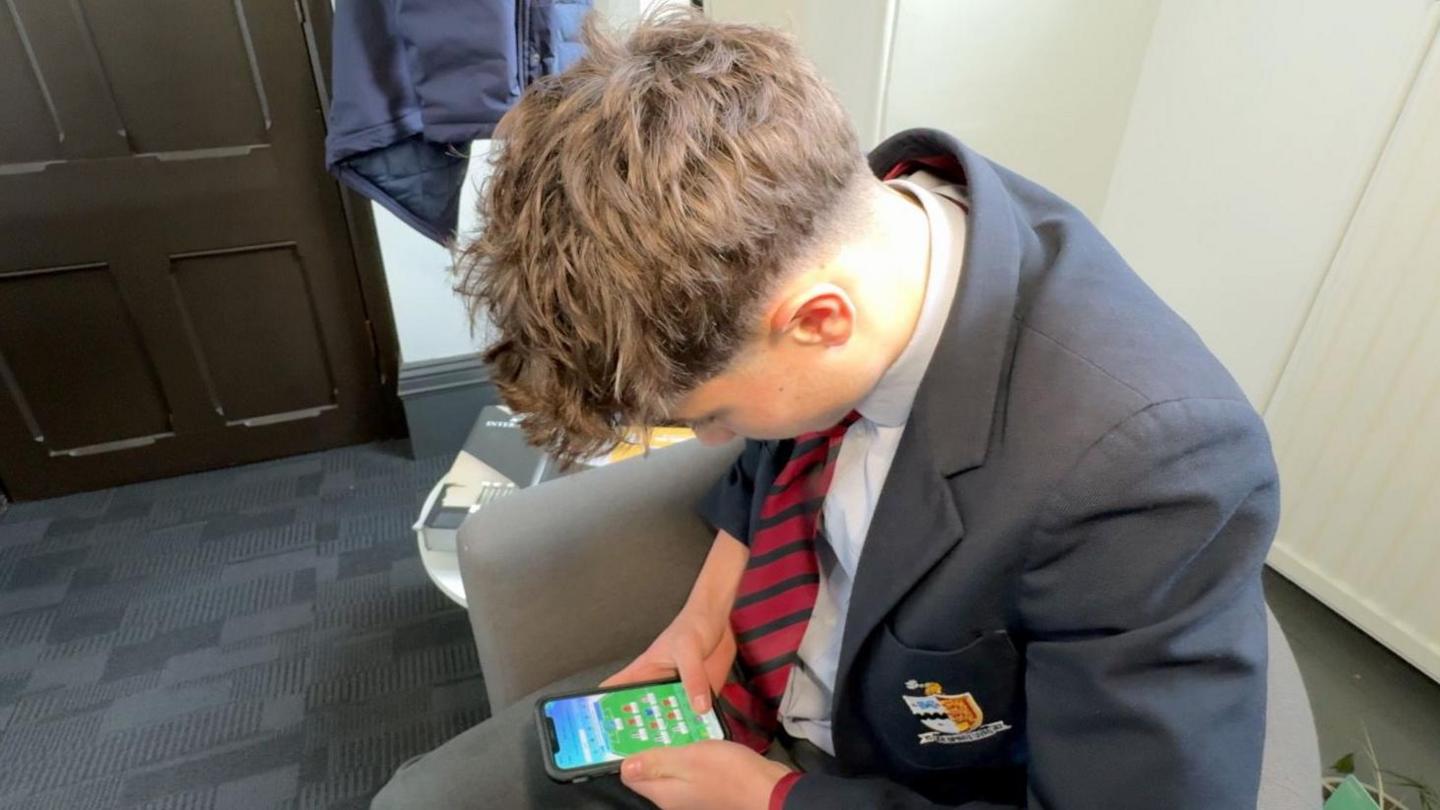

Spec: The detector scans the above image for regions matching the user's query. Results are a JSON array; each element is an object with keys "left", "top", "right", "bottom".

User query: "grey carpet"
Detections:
[{"left": 0, "top": 442, "right": 488, "bottom": 809}]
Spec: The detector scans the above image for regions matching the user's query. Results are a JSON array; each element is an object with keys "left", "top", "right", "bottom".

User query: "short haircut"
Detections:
[{"left": 455, "top": 9, "right": 867, "bottom": 459}]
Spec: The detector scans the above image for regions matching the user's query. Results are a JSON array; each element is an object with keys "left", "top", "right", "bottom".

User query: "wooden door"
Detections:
[{"left": 0, "top": 0, "right": 393, "bottom": 500}]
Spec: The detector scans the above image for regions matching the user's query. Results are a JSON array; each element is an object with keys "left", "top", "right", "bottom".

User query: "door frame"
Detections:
[{"left": 298, "top": 0, "right": 406, "bottom": 440}]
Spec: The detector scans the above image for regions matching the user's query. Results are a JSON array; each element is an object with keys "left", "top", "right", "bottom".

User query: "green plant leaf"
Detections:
[
  {"left": 1379, "top": 769, "right": 1440, "bottom": 810},
  {"left": 1332, "top": 753, "right": 1356, "bottom": 775}
]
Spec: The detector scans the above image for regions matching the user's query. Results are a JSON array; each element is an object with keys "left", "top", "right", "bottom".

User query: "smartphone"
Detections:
[{"left": 536, "top": 679, "right": 730, "bottom": 783}]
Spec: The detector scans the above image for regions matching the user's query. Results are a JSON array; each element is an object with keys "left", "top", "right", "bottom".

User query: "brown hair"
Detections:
[{"left": 455, "top": 9, "right": 867, "bottom": 459}]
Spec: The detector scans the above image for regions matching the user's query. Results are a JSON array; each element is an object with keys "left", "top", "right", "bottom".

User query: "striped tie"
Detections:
[{"left": 718, "top": 411, "right": 860, "bottom": 751}]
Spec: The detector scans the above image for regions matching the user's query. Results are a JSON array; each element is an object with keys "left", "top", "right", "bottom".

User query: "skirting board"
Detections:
[
  {"left": 396, "top": 354, "right": 498, "bottom": 459},
  {"left": 1269, "top": 543, "right": 1440, "bottom": 685}
]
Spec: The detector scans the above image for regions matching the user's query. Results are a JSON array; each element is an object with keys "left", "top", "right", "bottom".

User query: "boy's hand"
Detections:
[
  {"left": 621, "top": 740, "right": 792, "bottom": 810},
  {"left": 601, "top": 609, "right": 736, "bottom": 714}
]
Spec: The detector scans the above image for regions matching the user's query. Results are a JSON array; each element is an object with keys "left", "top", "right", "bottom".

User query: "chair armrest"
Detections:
[
  {"left": 458, "top": 438, "right": 743, "bottom": 712},
  {"left": 1258, "top": 606, "right": 1321, "bottom": 809}
]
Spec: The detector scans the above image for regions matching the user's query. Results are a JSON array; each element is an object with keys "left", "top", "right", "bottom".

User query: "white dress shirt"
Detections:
[
  {"left": 776, "top": 173, "right": 969, "bottom": 754},
  {"left": 777, "top": 170, "right": 967, "bottom": 749}
]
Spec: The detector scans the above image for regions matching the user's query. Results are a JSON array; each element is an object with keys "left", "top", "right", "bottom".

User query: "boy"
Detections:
[{"left": 375, "top": 11, "right": 1278, "bottom": 809}]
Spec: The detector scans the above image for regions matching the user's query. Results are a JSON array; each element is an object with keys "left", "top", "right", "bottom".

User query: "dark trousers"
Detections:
[{"left": 371, "top": 659, "right": 839, "bottom": 809}]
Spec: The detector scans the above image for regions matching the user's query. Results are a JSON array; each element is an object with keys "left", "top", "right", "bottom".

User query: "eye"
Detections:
[{"left": 691, "top": 413, "right": 723, "bottom": 430}]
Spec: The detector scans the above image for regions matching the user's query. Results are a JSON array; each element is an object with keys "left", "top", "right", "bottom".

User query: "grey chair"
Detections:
[{"left": 458, "top": 440, "right": 1322, "bottom": 808}]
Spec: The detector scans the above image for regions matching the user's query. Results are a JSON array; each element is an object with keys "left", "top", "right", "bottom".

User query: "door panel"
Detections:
[
  {"left": 0, "top": 4, "right": 66, "bottom": 166},
  {"left": 79, "top": 0, "right": 271, "bottom": 153},
  {"left": 0, "top": 0, "right": 390, "bottom": 500},
  {"left": 169, "top": 243, "right": 337, "bottom": 422},
  {"left": 0, "top": 263, "right": 174, "bottom": 452},
  {"left": 4, "top": 0, "right": 134, "bottom": 161}
]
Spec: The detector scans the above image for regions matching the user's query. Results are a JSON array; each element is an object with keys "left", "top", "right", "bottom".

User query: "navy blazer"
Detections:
[{"left": 699, "top": 130, "right": 1280, "bottom": 809}]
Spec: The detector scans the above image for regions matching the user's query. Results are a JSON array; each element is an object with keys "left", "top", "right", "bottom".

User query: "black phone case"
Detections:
[{"left": 534, "top": 678, "right": 731, "bottom": 783}]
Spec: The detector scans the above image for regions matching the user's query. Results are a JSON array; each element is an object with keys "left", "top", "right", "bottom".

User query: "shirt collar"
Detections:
[{"left": 855, "top": 173, "right": 968, "bottom": 429}]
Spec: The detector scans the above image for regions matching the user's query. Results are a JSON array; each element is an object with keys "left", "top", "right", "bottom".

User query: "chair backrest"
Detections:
[{"left": 1260, "top": 606, "right": 1322, "bottom": 808}]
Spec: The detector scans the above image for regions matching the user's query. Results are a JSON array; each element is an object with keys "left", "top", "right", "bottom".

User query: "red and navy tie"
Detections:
[{"left": 718, "top": 411, "right": 860, "bottom": 751}]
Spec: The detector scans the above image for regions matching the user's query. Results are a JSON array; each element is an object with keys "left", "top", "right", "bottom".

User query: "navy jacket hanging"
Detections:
[{"left": 326, "top": 0, "right": 591, "bottom": 244}]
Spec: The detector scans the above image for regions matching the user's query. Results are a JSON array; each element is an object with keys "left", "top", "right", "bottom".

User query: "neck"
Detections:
[{"left": 850, "top": 183, "right": 932, "bottom": 382}]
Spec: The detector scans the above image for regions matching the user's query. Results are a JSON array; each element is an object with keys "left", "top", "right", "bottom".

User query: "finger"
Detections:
[
  {"left": 621, "top": 747, "right": 687, "bottom": 784},
  {"left": 670, "top": 638, "right": 713, "bottom": 715},
  {"left": 621, "top": 774, "right": 684, "bottom": 808},
  {"left": 703, "top": 629, "right": 737, "bottom": 695}
]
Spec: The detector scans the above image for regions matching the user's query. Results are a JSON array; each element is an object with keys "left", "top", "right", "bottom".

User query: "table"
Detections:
[{"left": 414, "top": 451, "right": 516, "bottom": 609}]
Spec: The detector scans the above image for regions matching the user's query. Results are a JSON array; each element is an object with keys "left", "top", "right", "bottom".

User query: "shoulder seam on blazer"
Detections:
[
  {"left": 1017, "top": 320, "right": 1150, "bottom": 401},
  {"left": 1022, "top": 395, "right": 1262, "bottom": 569}
]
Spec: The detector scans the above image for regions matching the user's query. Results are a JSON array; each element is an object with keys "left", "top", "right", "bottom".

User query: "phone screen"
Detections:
[{"left": 543, "top": 681, "right": 726, "bottom": 771}]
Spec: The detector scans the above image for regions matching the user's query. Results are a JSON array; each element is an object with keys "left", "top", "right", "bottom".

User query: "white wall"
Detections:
[
  {"left": 734, "top": 0, "right": 1436, "bottom": 410},
  {"left": 1100, "top": 0, "right": 1440, "bottom": 408},
  {"left": 706, "top": 0, "right": 896, "bottom": 149},
  {"left": 596, "top": 0, "right": 686, "bottom": 23},
  {"left": 593, "top": 0, "right": 641, "bottom": 23},
  {"left": 712, "top": 0, "right": 1161, "bottom": 217},
  {"left": 1264, "top": 29, "right": 1440, "bottom": 687},
  {"left": 369, "top": 154, "right": 486, "bottom": 364},
  {"left": 882, "top": 0, "right": 1161, "bottom": 219}
]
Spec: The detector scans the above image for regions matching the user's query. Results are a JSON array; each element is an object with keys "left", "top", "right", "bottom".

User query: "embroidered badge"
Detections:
[{"left": 902, "top": 680, "right": 1011, "bottom": 745}]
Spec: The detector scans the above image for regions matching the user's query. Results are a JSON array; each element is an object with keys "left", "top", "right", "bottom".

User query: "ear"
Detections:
[{"left": 770, "top": 283, "right": 855, "bottom": 348}]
